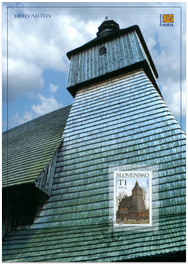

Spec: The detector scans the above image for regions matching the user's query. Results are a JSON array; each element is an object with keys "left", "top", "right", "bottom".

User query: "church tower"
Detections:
[
  {"left": 60, "top": 17, "right": 185, "bottom": 258},
  {"left": 66, "top": 17, "right": 160, "bottom": 98},
  {"left": 132, "top": 181, "right": 143, "bottom": 197}
]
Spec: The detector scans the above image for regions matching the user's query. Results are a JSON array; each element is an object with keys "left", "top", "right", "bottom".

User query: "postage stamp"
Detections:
[{"left": 114, "top": 171, "right": 152, "bottom": 227}]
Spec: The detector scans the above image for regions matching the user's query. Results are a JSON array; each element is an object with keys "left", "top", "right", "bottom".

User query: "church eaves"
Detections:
[{"left": 2, "top": 105, "right": 71, "bottom": 236}]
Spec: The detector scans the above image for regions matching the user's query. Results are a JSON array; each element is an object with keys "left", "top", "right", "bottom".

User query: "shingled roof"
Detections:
[
  {"left": 119, "top": 196, "right": 132, "bottom": 209},
  {"left": 2, "top": 105, "right": 71, "bottom": 237},
  {"left": 2, "top": 105, "right": 71, "bottom": 188}
]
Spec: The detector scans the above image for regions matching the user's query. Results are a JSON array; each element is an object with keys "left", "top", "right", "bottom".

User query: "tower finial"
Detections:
[{"left": 105, "top": 16, "right": 110, "bottom": 20}]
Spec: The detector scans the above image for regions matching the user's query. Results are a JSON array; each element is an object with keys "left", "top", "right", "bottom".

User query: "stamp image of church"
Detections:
[{"left": 116, "top": 181, "right": 149, "bottom": 224}]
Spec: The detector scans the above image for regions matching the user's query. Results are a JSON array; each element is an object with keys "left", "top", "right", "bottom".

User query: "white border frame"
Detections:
[
  {"left": 108, "top": 164, "right": 159, "bottom": 232},
  {"left": 113, "top": 170, "right": 152, "bottom": 227}
]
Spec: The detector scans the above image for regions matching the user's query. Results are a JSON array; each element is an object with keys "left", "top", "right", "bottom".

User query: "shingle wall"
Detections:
[{"left": 2, "top": 69, "right": 186, "bottom": 261}]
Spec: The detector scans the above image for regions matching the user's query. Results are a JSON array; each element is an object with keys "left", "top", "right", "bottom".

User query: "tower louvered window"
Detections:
[{"left": 99, "top": 46, "right": 106, "bottom": 55}]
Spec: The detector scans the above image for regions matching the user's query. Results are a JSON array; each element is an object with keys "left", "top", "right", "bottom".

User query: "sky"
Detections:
[{"left": 2, "top": 2, "right": 186, "bottom": 132}]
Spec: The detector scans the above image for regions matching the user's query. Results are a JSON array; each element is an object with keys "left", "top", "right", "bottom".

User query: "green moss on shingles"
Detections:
[{"left": 2, "top": 105, "right": 71, "bottom": 187}]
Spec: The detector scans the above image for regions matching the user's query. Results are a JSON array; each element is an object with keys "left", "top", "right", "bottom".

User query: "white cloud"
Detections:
[
  {"left": 31, "top": 94, "right": 63, "bottom": 117},
  {"left": 12, "top": 94, "right": 63, "bottom": 126},
  {"left": 146, "top": 37, "right": 157, "bottom": 52},
  {"left": 2, "top": 57, "right": 44, "bottom": 102},
  {"left": 85, "top": 21, "right": 100, "bottom": 34},
  {"left": 2, "top": 5, "right": 97, "bottom": 103},
  {"left": 14, "top": 111, "right": 34, "bottom": 125},
  {"left": 2, "top": 2, "right": 186, "bottom": 131},
  {"left": 160, "top": 80, "right": 186, "bottom": 118},
  {"left": 9, "top": 110, "right": 34, "bottom": 128},
  {"left": 50, "top": 84, "right": 59, "bottom": 93}
]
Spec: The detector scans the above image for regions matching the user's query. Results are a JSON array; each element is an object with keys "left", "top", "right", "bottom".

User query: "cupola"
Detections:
[{"left": 96, "top": 16, "right": 120, "bottom": 37}]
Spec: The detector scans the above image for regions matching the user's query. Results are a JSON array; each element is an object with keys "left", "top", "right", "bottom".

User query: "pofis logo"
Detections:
[
  {"left": 160, "top": 14, "right": 174, "bottom": 27},
  {"left": 163, "top": 14, "right": 173, "bottom": 23}
]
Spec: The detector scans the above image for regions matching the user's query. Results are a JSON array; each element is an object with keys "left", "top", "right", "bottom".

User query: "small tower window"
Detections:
[{"left": 99, "top": 47, "right": 106, "bottom": 56}]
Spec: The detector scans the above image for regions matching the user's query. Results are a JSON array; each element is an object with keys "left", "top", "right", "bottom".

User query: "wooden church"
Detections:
[
  {"left": 116, "top": 181, "right": 149, "bottom": 222},
  {"left": 2, "top": 18, "right": 186, "bottom": 261}
]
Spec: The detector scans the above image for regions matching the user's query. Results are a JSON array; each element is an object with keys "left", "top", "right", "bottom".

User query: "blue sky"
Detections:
[{"left": 2, "top": 2, "right": 186, "bottom": 132}]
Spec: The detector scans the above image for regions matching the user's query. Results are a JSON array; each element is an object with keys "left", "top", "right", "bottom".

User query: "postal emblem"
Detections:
[
  {"left": 114, "top": 171, "right": 152, "bottom": 226},
  {"left": 163, "top": 14, "right": 173, "bottom": 23}
]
